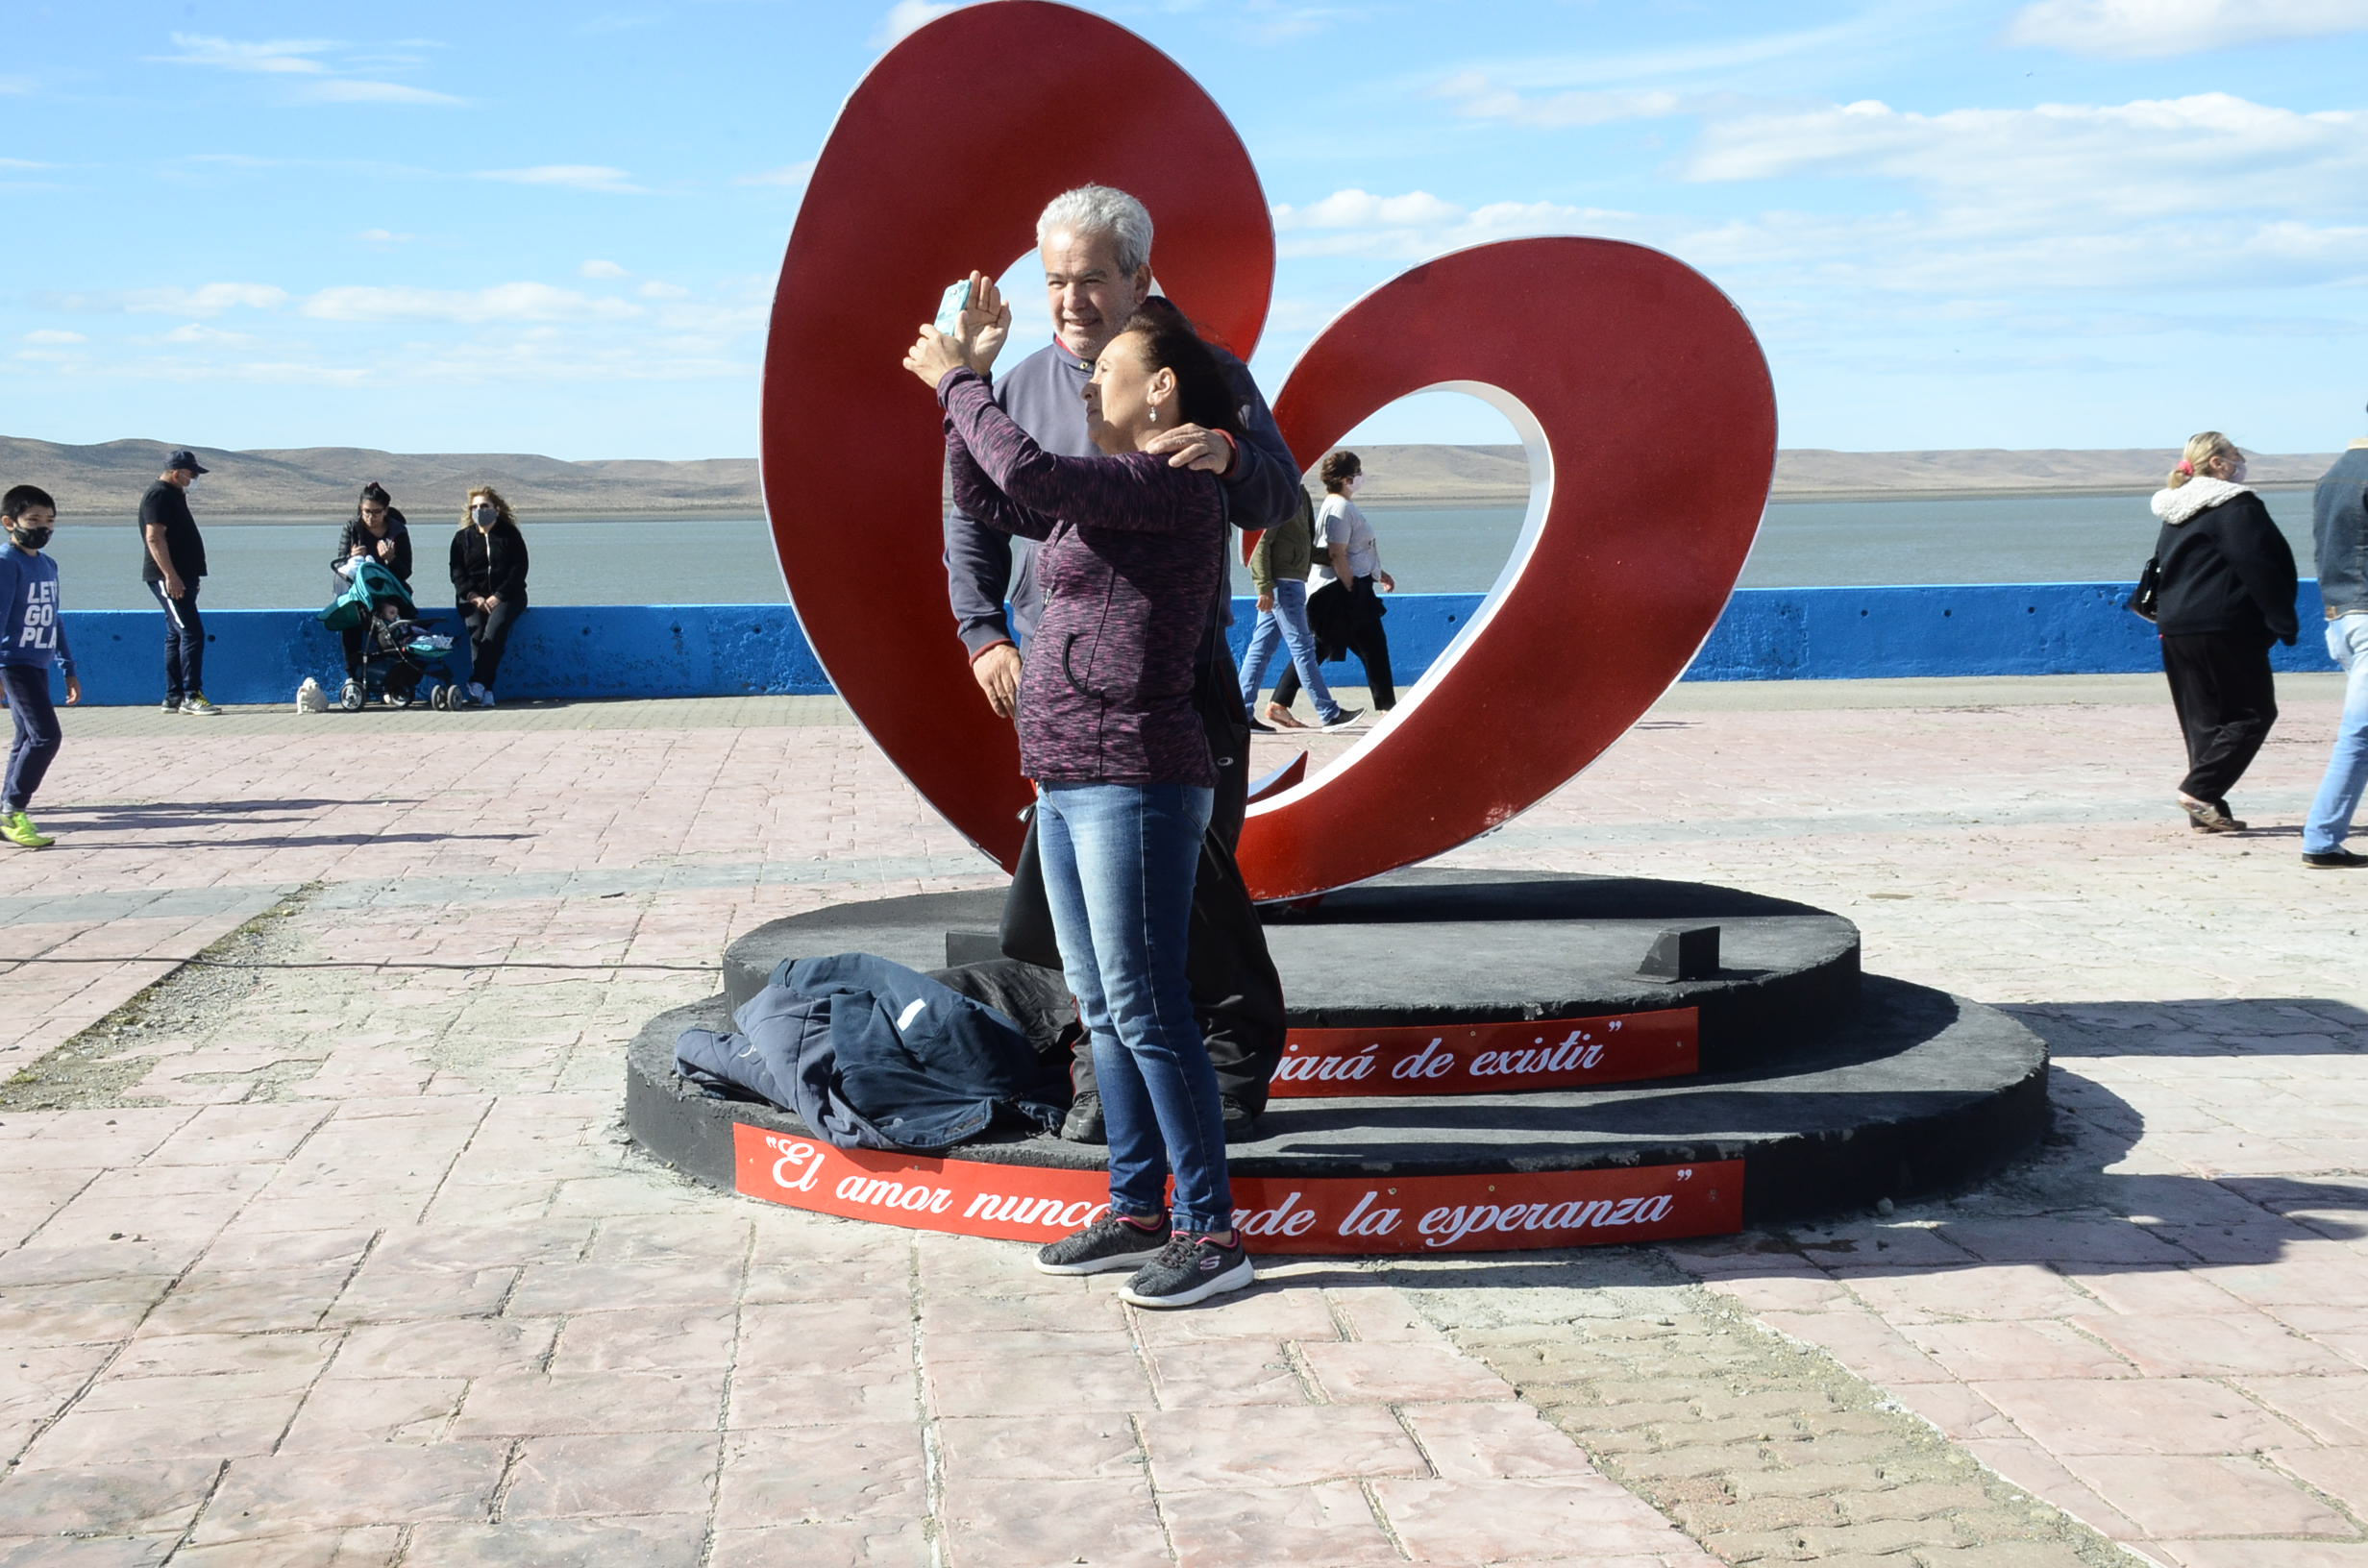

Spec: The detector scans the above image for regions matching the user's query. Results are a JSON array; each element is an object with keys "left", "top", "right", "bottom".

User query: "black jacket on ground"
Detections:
[
  {"left": 2153, "top": 488, "right": 2299, "bottom": 644},
  {"left": 333, "top": 511, "right": 412, "bottom": 585},
  {"left": 449, "top": 522, "right": 529, "bottom": 605}
]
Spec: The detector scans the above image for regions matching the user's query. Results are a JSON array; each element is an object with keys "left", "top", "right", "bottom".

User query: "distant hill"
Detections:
[{"left": 1, "top": 434, "right": 2342, "bottom": 519}]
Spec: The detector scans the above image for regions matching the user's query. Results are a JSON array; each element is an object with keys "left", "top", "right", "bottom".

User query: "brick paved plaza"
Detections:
[{"left": 1, "top": 674, "right": 2363, "bottom": 1566}]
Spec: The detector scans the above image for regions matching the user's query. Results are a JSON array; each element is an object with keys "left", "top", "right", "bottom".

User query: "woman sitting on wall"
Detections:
[
  {"left": 331, "top": 481, "right": 412, "bottom": 693},
  {"left": 901, "top": 282, "right": 1254, "bottom": 1310},
  {"left": 449, "top": 486, "right": 529, "bottom": 708}
]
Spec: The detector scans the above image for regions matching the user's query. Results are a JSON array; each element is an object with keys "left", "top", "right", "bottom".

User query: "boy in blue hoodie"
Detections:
[{"left": 1, "top": 485, "right": 80, "bottom": 848}]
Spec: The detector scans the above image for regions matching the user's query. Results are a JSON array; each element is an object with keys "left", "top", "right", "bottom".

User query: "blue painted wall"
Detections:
[{"left": 46, "top": 582, "right": 2339, "bottom": 706}]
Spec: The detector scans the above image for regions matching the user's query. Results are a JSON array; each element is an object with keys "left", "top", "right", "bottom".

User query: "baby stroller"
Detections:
[{"left": 318, "top": 559, "right": 461, "bottom": 710}]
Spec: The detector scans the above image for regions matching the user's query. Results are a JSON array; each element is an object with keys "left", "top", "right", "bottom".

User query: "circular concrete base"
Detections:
[
  {"left": 723, "top": 870, "right": 1862, "bottom": 1076},
  {"left": 627, "top": 972, "right": 2048, "bottom": 1245}
]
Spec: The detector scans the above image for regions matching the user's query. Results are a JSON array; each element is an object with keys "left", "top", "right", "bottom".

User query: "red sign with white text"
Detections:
[
  {"left": 1269, "top": 1008, "right": 1699, "bottom": 1099},
  {"left": 733, "top": 1123, "right": 1741, "bottom": 1254}
]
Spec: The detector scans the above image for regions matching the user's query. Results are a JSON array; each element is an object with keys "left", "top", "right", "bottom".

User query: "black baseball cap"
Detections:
[{"left": 164, "top": 448, "right": 210, "bottom": 475}]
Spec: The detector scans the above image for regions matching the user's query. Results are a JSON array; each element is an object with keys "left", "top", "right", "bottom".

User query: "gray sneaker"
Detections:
[
  {"left": 180, "top": 693, "right": 221, "bottom": 716},
  {"left": 1036, "top": 1212, "right": 1172, "bottom": 1275},
  {"left": 1121, "top": 1231, "right": 1255, "bottom": 1309},
  {"left": 1059, "top": 1090, "right": 1106, "bottom": 1144}
]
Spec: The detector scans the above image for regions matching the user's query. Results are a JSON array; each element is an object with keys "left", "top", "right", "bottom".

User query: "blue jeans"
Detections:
[
  {"left": 1, "top": 664, "right": 62, "bottom": 813},
  {"left": 1034, "top": 780, "right": 1230, "bottom": 1232},
  {"left": 1237, "top": 579, "right": 1341, "bottom": 723},
  {"left": 2305, "top": 613, "right": 2368, "bottom": 853},
  {"left": 145, "top": 578, "right": 205, "bottom": 701}
]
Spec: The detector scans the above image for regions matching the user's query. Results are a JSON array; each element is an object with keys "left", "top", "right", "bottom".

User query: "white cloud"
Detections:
[
  {"left": 1269, "top": 187, "right": 1634, "bottom": 258},
  {"left": 580, "top": 258, "right": 631, "bottom": 280},
  {"left": 358, "top": 228, "right": 414, "bottom": 243},
  {"left": 298, "top": 282, "right": 647, "bottom": 324},
  {"left": 56, "top": 282, "right": 292, "bottom": 316},
  {"left": 637, "top": 280, "right": 690, "bottom": 299},
  {"left": 162, "top": 323, "right": 262, "bottom": 346},
  {"left": 0, "top": 159, "right": 47, "bottom": 170},
  {"left": 1684, "top": 92, "right": 2368, "bottom": 227},
  {"left": 1434, "top": 72, "right": 1686, "bottom": 129},
  {"left": 477, "top": 164, "right": 646, "bottom": 194},
  {"left": 154, "top": 33, "right": 333, "bottom": 74},
  {"left": 296, "top": 80, "right": 462, "bottom": 106},
  {"left": 736, "top": 159, "right": 816, "bottom": 188},
  {"left": 2006, "top": 0, "right": 2368, "bottom": 57},
  {"left": 23, "top": 330, "right": 86, "bottom": 344},
  {"left": 875, "top": 2, "right": 963, "bottom": 46},
  {"left": 0, "top": 78, "right": 33, "bottom": 96}
]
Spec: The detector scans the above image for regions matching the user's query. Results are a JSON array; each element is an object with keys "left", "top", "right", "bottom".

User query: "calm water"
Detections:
[{"left": 39, "top": 491, "right": 2320, "bottom": 611}]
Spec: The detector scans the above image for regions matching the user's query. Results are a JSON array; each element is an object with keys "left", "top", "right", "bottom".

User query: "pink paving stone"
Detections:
[
  {"left": 197, "top": 1227, "right": 377, "bottom": 1273},
  {"left": 908, "top": 1288, "right": 1128, "bottom": 1335},
  {"left": 2060, "top": 1264, "right": 2256, "bottom": 1317},
  {"left": 324, "top": 1262, "right": 519, "bottom": 1327},
  {"left": 0, "top": 1238, "right": 200, "bottom": 1288},
  {"left": 2152, "top": 1546, "right": 2368, "bottom": 1567},
  {"left": 1297, "top": 1340, "right": 1516, "bottom": 1403},
  {"left": 1837, "top": 1262, "right": 2100, "bottom": 1323},
  {"left": 1329, "top": 1285, "right": 1451, "bottom": 1343},
  {"left": 2071, "top": 1311, "right": 2356, "bottom": 1378},
  {"left": 1373, "top": 1476, "right": 1694, "bottom": 1563},
  {"left": 1938, "top": 1217, "right": 2197, "bottom": 1265},
  {"left": 713, "top": 1422, "right": 928, "bottom": 1529},
  {"left": 449, "top": 1369, "right": 723, "bottom": 1437},
  {"left": 278, "top": 1378, "right": 468, "bottom": 1451},
  {"left": 189, "top": 1442, "right": 508, "bottom": 1544},
  {"left": 1753, "top": 1308, "right": 1954, "bottom": 1384},
  {"left": 728, "top": 1366, "right": 920, "bottom": 1429},
  {"left": 0, "top": 1276, "right": 170, "bottom": 1349},
  {"left": 20, "top": 1391, "right": 303, "bottom": 1470},
  {"left": 1141, "top": 1404, "right": 1428, "bottom": 1491},
  {"left": 1701, "top": 1272, "right": 1851, "bottom": 1313},
  {"left": 143, "top": 1104, "right": 332, "bottom": 1165},
  {"left": 545, "top": 1305, "right": 739, "bottom": 1372},
  {"left": 705, "top": 1520, "right": 933, "bottom": 1568},
  {"left": 1791, "top": 1222, "right": 1978, "bottom": 1269},
  {"left": 369, "top": 1221, "right": 594, "bottom": 1270},
  {"left": 1886, "top": 1381, "right": 2023, "bottom": 1442},
  {"left": 324, "top": 1317, "right": 558, "bottom": 1380},
  {"left": 1399, "top": 1401, "right": 1603, "bottom": 1481},
  {"left": 137, "top": 1266, "right": 355, "bottom": 1335},
  {"left": 935, "top": 1477, "right": 1173, "bottom": 1568},
  {"left": 0, "top": 1343, "right": 113, "bottom": 1428},
  {"left": 1124, "top": 1284, "right": 1343, "bottom": 1344},
  {"left": 1898, "top": 1319, "right": 2138, "bottom": 1381},
  {"left": 502, "top": 1431, "right": 720, "bottom": 1519},
  {"left": 1960, "top": 1437, "right": 2149, "bottom": 1539},
  {"left": 1971, "top": 1377, "right": 2309, "bottom": 1454},
  {"left": 925, "top": 1349, "right": 1157, "bottom": 1417},
  {"left": 1164, "top": 1478, "right": 1406, "bottom": 1567},
  {"left": 399, "top": 1516, "right": 708, "bottom": 1567},
  {"left": 0, "top": 1536, "right": 179, "bottom": 1567},
  {"left": 2272, "top": 1447, "right": 2368, "bottom": 1514},
  {"left": 1143, "top": 1336, "right": 1308, "bottom": 1408},
  {"left": 932, "top": 1413, "right": 1144, "bottom": 1482},
  {"left": 0, "top": 1458, "right": 218, "bottom": 1536},
  {"left": 168, "top": 1525, "right": 403, "bottom": 1566},
  {"left": 2234, "top": 1376, "right": 2368, "bottom": 1446},
  {"left": 2058, "top": 1455, "right": 2355, "bottom": 1538},
  {"left": 505, "top": 1258, "right": 747, "bottom": 1315}
]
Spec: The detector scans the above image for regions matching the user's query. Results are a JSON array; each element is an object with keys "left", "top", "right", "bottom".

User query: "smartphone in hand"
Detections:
[{"left": 934, "top": 279, "right": 974, "bottom": 334}]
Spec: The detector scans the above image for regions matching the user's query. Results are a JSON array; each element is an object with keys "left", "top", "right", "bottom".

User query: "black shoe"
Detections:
[
  {"left": 1221, "top": 1096, "right": 1261, "bottom": 1140},
  {"left": 2304, "top": 848, "right": 2368, "bottom": 869},
  {"left": 1059, "top": 1090, "right": 1106, "bottom": 1144},
  {"left": 161, "top": 697, "right": 183, "bottom": 714},
  {"left": 1036, "top": 1211, "right": 1171, "bottom": 1275},
  {"left": 1246, "top": 717, "right": 1275, "bottom": 733},
  {"left": 1121, "top": 1231, "right": 1255, "bottom": 1309}
]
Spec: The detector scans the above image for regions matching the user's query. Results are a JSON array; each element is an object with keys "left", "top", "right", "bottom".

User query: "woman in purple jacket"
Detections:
[{"left": 903, "top": 290, "right": 1253, "bottom": 1309}]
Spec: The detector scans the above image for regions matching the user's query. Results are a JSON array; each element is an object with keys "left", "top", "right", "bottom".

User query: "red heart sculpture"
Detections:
[{"left": 762, "top": 3, "right": 1774, "bottom": 902}]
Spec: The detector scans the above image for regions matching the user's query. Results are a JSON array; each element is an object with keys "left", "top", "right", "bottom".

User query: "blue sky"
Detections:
[{"left": 6, "top": 0, "right": 2366, "bottom": 459}]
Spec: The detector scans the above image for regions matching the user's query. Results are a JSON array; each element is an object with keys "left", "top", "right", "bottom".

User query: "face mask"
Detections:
[
  {"left": 471, "top": 505, "right": 496, "bottom": 527},
  {"left": 8, "top": 526, "right": 50, "bottom": 550}
]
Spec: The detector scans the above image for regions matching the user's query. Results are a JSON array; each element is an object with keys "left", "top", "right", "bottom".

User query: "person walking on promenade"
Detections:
[
  {"left": 2302, "top": 411, "right": 2368, "bottom": 869},
  {"left": 1, "top": 486, "right": 81, "bottom": 849},
  {"left": 2149, "top": 431, "right": 2298, "bottom": 834},
  {"left": 332, "top": 481, "right": 412, "bottom": 692},
  {"left": 450, "top": 486, "right": 527, "bottom": 708},
  {"left": 908, "top": 293, "right": 1255, "bottom": 1309},
  {"left": 1271, "top": 450, "right": 1396, "bottom": 719},
  {"left": 141, "top": 448, "right": 217, "bottom": 716},
  {"left": 1238, "top": 484, "right": 1358, "bottom": 732},
  {"left": 939, "top": 184, "right": 1292, "bottom": 1141}
]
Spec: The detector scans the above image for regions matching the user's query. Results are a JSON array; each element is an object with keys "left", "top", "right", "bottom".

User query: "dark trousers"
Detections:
[
  {"left": 461, "top": 599, "right": 523, "bottom": 690},
  {"left": 1002, "top": 641, "right": 1289, "bottom": 1114},
  {"left": 2162, "top": 630, "right": 2279, "bottom": 803},
  {"left": 339, "top": 624, "right": 368, "bottom": 680},
  {"left": 146, "top": 578, "right": 205, "bottom": 701},
  {"left": 1271, "top": 577, "right": 1394, "bottom": 712},
  {"left": 1, "top": 664, "right": 62, "bottom": 813}
]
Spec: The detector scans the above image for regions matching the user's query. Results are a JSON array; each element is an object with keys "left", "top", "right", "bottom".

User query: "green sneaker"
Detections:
[
  {"left": 1, "top": 812, "right": 54, "bottom": 849},
  {"left": 181, "top": 692, "right": 222, "bottom": 716}
]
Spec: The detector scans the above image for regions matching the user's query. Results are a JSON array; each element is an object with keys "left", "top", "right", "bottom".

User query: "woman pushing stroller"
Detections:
[{"left": 901, "top": 281, "right": 1252, "bottom": 1309}]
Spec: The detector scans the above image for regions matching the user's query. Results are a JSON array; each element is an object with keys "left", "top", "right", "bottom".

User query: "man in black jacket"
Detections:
[
  {"left": 940, "top": 184, "right": 1292, "bottom": 1139},
  {"left": 140, "top": 449, "right": 217, "bottom": 716}
]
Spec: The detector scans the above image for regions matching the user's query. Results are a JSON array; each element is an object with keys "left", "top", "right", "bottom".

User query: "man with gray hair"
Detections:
[{"left": 943, "top": 183, "right": 1298, "bottom": 1139}]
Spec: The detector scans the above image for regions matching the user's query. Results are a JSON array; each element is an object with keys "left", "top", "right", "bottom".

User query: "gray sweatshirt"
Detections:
[{"left": 941, "top": 334, "right": 1301, "bottom": 658}]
